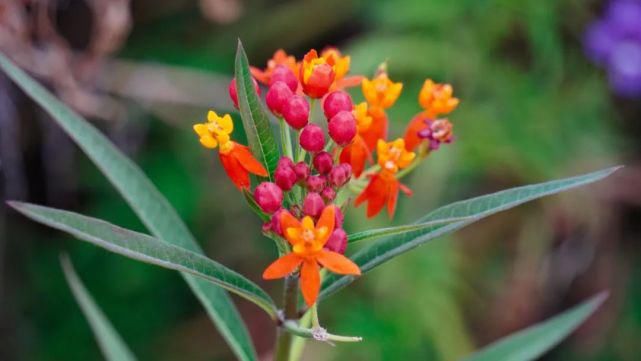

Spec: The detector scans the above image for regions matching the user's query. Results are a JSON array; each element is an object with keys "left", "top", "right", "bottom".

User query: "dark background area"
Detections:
[{"left": 1, "top": 0, "right": 640, "bottom": 360}]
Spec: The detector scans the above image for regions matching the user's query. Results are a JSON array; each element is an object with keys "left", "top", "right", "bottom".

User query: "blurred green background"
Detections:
[{"left": 1, "top": 0, "right": 640, "bottom": 360}]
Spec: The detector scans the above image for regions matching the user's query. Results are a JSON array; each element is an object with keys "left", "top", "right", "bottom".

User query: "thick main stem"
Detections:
[{"left": 274, "top": 275, "right": 299, "bottom": 361}]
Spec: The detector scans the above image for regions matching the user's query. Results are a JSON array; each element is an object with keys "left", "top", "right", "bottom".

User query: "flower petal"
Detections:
[
  {"left": 280, "top": 211, "right": 301, "bottom": 245},
  {"left": 300, "top": 259, "right": 320, "bottom": 306},
  {"left": 262, "top": 253, "right": 303, "bottom": 280},
  {"left": 231, "top": 144, "right": 268, "bottom": 177},
  {"left": 219, "top": 152, "right": 249, "bottom": 189},
  {"left": 317, "top": 250, "right": 361, "bottom": 276},
  {"left": 316, "top": 205, "right": 335, "bottom": 246},
  {"left": 387, "top": 178, "right": 399, "bottom": 218}
]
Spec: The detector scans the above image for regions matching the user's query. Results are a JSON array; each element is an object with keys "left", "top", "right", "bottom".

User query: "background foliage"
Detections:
[{"left": 1, "top": 0, "right": 639, "bottom": 360}]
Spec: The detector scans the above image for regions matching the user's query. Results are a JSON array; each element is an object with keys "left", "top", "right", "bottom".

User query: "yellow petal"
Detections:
[
  {"left": 207, "top": 110, "right": 219, "bottom": 123},
  {"left": 193, "top": 123, "right": 210, "bottom": 137},
  {"left": 218, "top": 114, "right": 234, "bottom": 134},
  {"left": 199, "top": 136, "right": 218, "bottom": 149}
]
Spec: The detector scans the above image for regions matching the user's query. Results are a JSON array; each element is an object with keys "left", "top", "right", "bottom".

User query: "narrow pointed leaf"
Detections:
[
  {"left": 60, "top": 254, "right": 137, "bottom": 361},
  {"left": 11, "top": 202, "right": 277, "bottom": 316},
  {"left": 235, "top": 41, "right": 279, "bottom": 176},
  {"left": 321, "top": 167, "right": 619, "bottom": 300},
  {"left": 464, "top": 292, "right": 608, "bottom": 361},
  {"left": 347, "top": 216, "right": 470, "bottom": 244},
  {"left": 0, "top": 53, "right": 259, "bottom": 361}
]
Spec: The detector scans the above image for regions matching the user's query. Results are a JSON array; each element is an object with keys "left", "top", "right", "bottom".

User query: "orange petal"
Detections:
[
  {"left": 232, "top": 144, "right": 268, "bottom": 177},
  {"left": 387, "top": 178, "right": 400, "bottom": 219},
  {"left": 333, "top": 75, "right": 365, "bottom": 91},
  {"left": 361, "top": 112, "right": 388, "bottom": 151},
  {"left": 355, "top": 174, "right": 388, "bottom": 218},
  {"left": 280, "top": 211, "right": 302, "bottom": 245},
  {"left": 404, "top": 114, "right": 428, "bottom": 151},
  {"left": 300, "top": 259, "right": 320, "bottom": 307},
  {"left": 250, "top": 66, "right": 270, "bottom": 85},
  {"left": 262, "top": 253, "right": 303, "bottom": 279},
  {"left": 219, "top": 152, "right": 249, "bottom": 190},
  {"left": 316, "top": 205, "right": 336, "bottom": 246},
  {"left": 317, "top": 250, "right": 361, "bottom": 275}
]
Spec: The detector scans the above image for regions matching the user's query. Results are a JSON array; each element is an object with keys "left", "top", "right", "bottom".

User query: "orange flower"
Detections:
[
  {"left": 340, "top": 102, "right": 373, "bottom": 176},
  {"left": 361, "top": 69, "right": 403, "bottom": 118},
  {"left": 419, "top": 79, "right": 459, "bottom": 117},
  {"left": 300, "top": 49, "right": 335, "bottom": 98},
  {"left": 355, "top": 139, "right": 414, "bottom": 218},
  {"left": 193, "top": 111, "right": 268, "bottom": 189},
  {"left": 262, "top": 206, "right": 361, "bottom": 306},
  {"left": 360, "top": 110, "right": 388, "bottom": 152},
  {"left": 251, "top": 49, "right": 299, "bottom": 85},
  {"left": 321, "top": 47, "right": 364, "bottom": 91}
]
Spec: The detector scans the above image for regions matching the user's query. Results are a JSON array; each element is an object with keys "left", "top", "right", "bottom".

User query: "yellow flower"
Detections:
[
  {"left": 352, "top": 102, "right": 372, "bottom": 133},
  {"left": 362, "top": 72, "right": 403, "bottom": 110},
  {"left": 321, "top": 48, "right": 351, "bottom": 81},
  {"left": 418, "top": 79, "right": 459, "bottom": 117},
  {"left": 376, "top": 138, "right": 415, "bottom": 173},
  {"left": 193, "top": 111, "right": 234, "bottom": 153}
]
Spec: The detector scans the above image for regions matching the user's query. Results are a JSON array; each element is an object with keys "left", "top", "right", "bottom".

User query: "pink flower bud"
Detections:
[
  {"left": 329, "top": 163, "right": 352, "bottom": 187},
  {"left": 324, "top": 228, "right": 347, "bottom": 254},
  {"left": 267, "top": 208, "right": 286, "bottom": 236},
  {"left": 274, "top": 165, "right": 297, "bottom": 191},
  {"left": 334, "top": 207, "right": 345, "bottom": 228},
  {"left": 294, "top": 162, "right": 310, "bottom": 182},
  {"left": 321, "top": 187, "right": 336, "bottom": 202},
  {"left": 253, "top": 182, "right": 283, "bottom": 214},
  {"left": 278, "top": 157, "right": 295, "bottom": 169},
  {"left": 299, "top": 124, "right": 325, "bottom": 152},
  {"left": 306, "top": 175, "right": 326, "bottom": 193},
  {"left": 303, "top": 192, "right": 325, "bottom": 217},
  {"left": 312, "top": 151, "right": 334, "bottom": 174},
  {"left": 328, "top": 111, "right": 357, "bottom": 146},
  {"left": 323, "top": 91, "right": 353, "bottom": 119},
  {"left": 229, "top": 77, "right": 260, "bottom": 109},
  {"left": 266, "top": 81, "right": 293, "bottom": 116},
  {"left": 270, "top": 65, "right": 298, "bottom": 92},
  {"left": 282, "top": 95, "right": 310, "bottom": 130}
]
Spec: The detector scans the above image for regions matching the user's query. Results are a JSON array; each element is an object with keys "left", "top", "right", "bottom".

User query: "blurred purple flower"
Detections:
[{"left": 584, "top": 0, "right": 641, "bottom": 98}]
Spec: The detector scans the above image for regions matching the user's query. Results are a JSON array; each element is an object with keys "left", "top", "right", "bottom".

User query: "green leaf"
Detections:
[
  {"left": 235, "top": 40, "right": 279, "bottom": 176},
  {"left": 347, "top": 216, "right": 470, "bottom": 244},
  {"left": 60, "top": 254, "right": 137, "bottom": 361},
  {"left": 0, "top": 53, "right": 259, "bottom": 361},
  {"left": 321, "top": 166, "right": 620, "bottom": 300},
  {"left": 11, "top": 202, "right": 277, "bottom": 316},
  {"left": 464, "top": 292, "right": 608, "bottom": 361}
]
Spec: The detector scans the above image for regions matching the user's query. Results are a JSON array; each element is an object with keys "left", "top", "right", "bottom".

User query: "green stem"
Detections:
[
  {"left": 279, "top": 118, "right": 294, "bottom": 160},
  {"left": 281, "top": 320, "right": 363, "bottom": 343},
  {"left": 274, "top": 276, "right": 299, "bottom": 361}
]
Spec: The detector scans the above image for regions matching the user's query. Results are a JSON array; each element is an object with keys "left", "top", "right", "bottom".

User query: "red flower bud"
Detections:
[
  {"left": 299, "top": 124, "right": 325, "bottom": 152},
  {"left": 303, "top": 192, "right": 325, "bottom": 217},
  {"left": 321, "top": 187, "right": 336, "bottom": 202},
  {"left": 254, "top": 182, "right": 283, "bottom": 214},
  {"left": 229, "top": 77, "right": 260, "bottom": 109},
  {"left": 323, "top": 91, "right": 353, "bottom": 119},
  {"left": 312, "top": 151, "right": 334, "bottom": 174},
  {"left": 266, "top": 81, "right": 293, "bottom": 116},
  {"left": 270, "top": 65, "right": 298, "bottom": 92},
  {"left": 306, "top": 174, "right": 327, "bottom": 193},
  {"left": 274, "top": 164, "right": 297, "bottom": 191},
  {"left": 324, "top": 228, "right": 347, "bottom": 254},
  {"left": 294, "top": 162, "right": 310, "bottom": 182},
  {"left": 328, "top": 111, "right": 357, "bottom": 146},
  {"left": 302, "top": 63, "right": 335, "bottom": 99},
  {"left": 282, "top": 95, "right": 310, "bottom": 130},
  {"left": 329, "top": 163, "right": 352, "bottom": 187}
]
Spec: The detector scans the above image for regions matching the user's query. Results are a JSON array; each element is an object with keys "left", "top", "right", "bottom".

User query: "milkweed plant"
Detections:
[{"left": 0, "top": 41, "right": 620, "bottom": 361}]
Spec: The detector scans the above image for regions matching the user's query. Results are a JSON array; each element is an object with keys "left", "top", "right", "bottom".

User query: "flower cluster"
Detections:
[
  {"left": 584, "top": 0, "right": 641, "bottom": 98},
  {"left": 193, "top": 47, "right": 459, "bottom": 307}
]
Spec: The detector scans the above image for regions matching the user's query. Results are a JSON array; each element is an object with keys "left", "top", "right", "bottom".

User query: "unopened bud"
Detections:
[
  {"left": 329, "top": 163, "right": 352, "bottom": 187},
  {"left": 229, "top": 77, "right": 260, "bottom": 109},
  {"left": 303, "top": 192, "right": 325, "bottom": 217},
  {"left": 323, "top": 91, "right": 353, "bottom": 119},
  {"left": 313, "top": 151, "right": 334, "bottom": 174},
  {"left": 282, "top": 95, "right": 310, "bottom": 130},
  {"left": 266, "top": 81, "right": 293, "bottom": 116},
  {"left": 306, "top": 174, "right": 327, "bottom": 193},
  {"left": 324, "top": 228, "right": 347, "bottom": 254},
  {"left": 254, "top": 182, "right": 283, "bottom": 214},
  {"left": 299, "top": 124, "right": 325, "bottom": 152},
  {"left": 328, "top": 111, "right": 357, "bottom": 146},
  {"left": 270, "top": 65, "right": 299, "bottom": 92}
]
